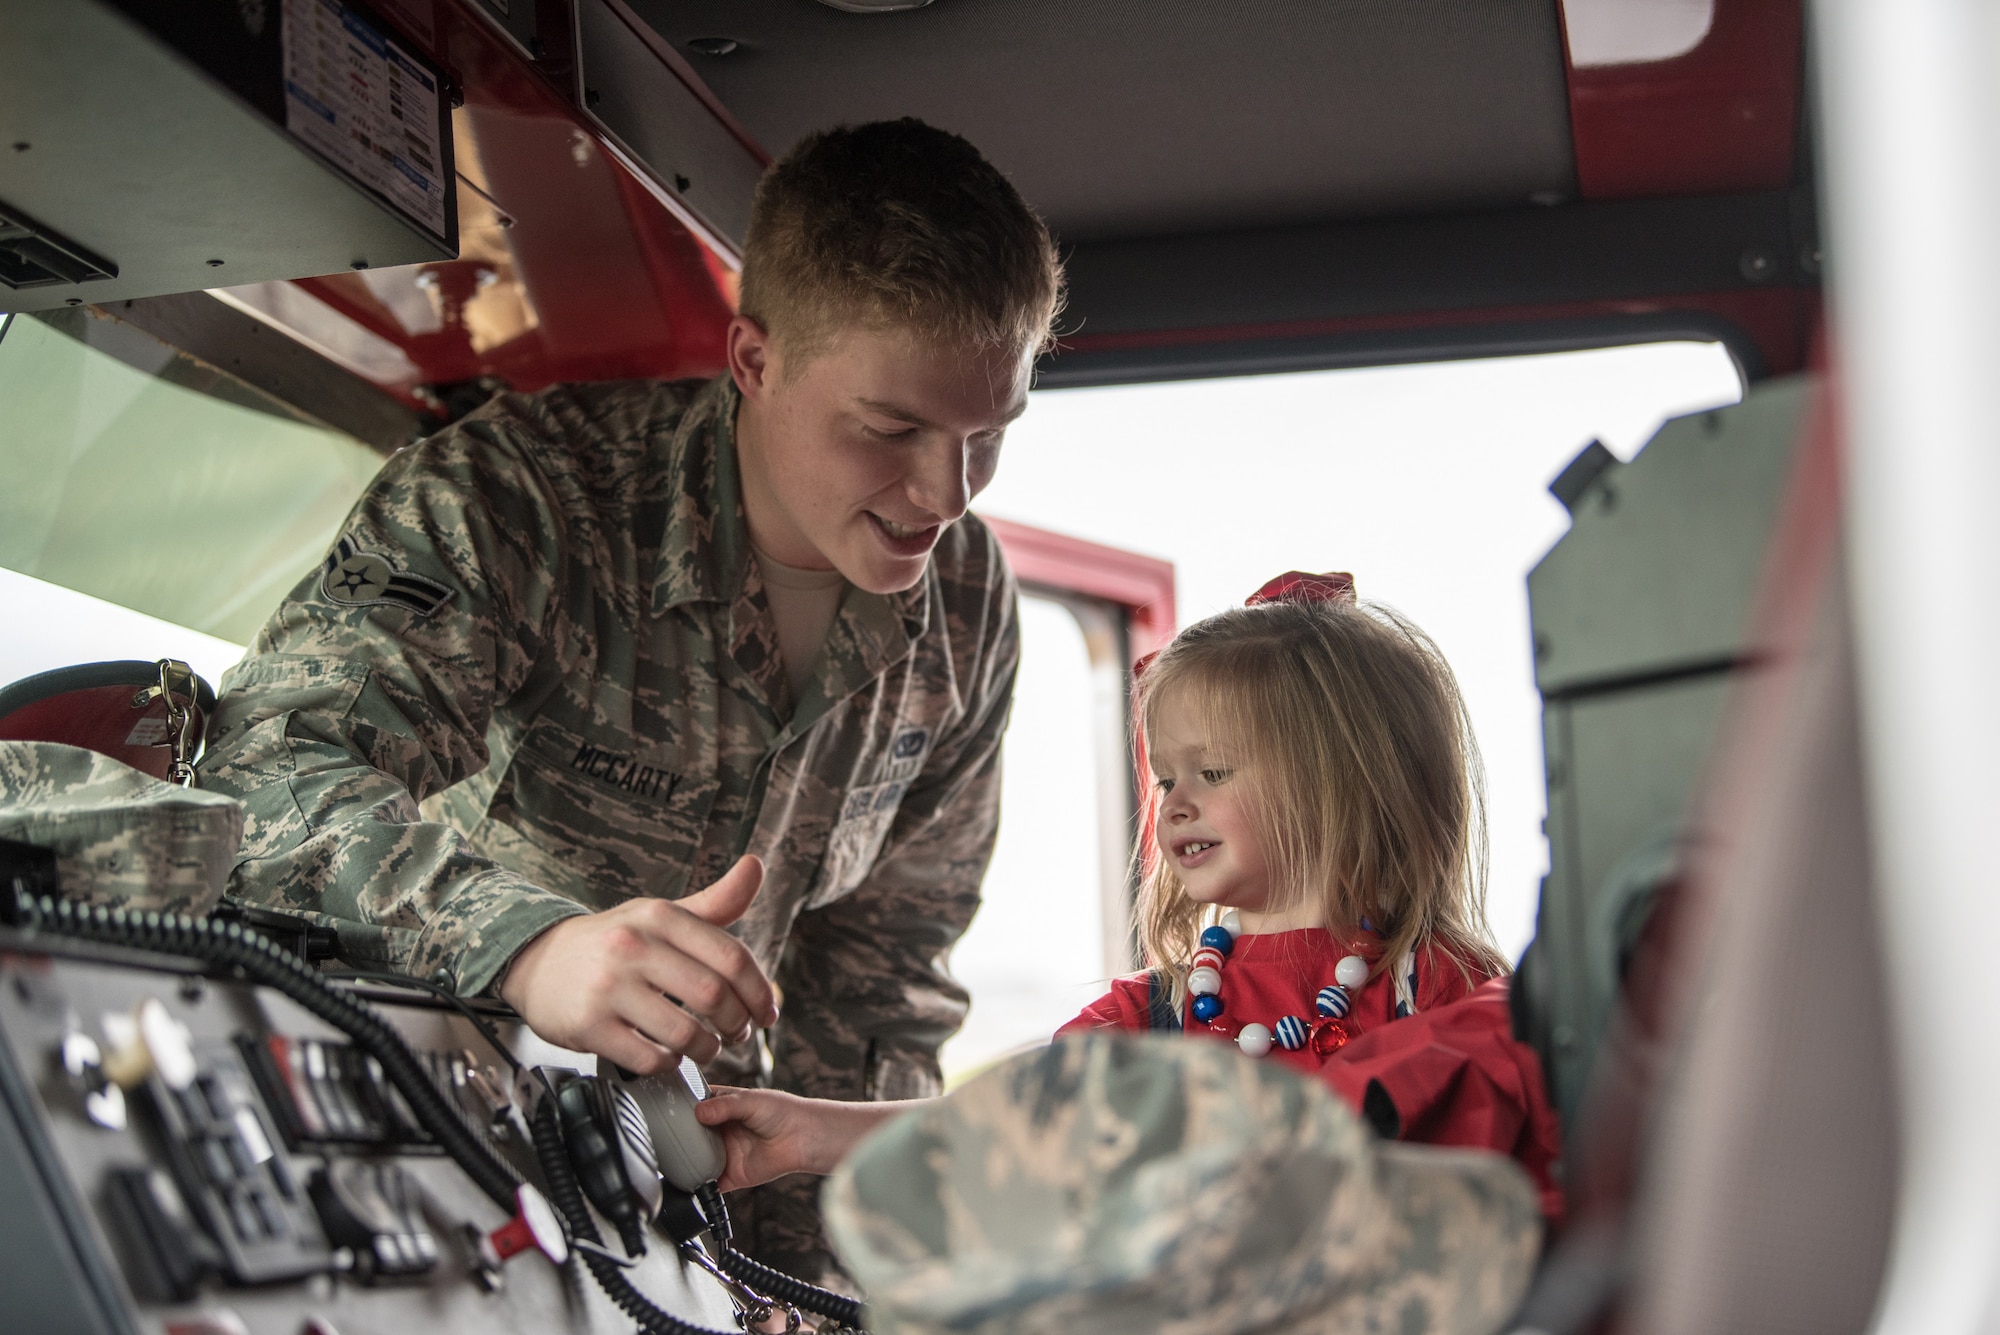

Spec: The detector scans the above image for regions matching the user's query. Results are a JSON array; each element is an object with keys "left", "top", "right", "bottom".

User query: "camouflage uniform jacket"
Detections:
[{"left": 198, "top": 375, "right": 1019, "bottom": 1271}]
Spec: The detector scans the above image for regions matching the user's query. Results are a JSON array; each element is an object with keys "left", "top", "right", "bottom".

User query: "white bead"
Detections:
[
  {"left": 1187, "top": 967, "right": 1222, "bottom": 997},
  {"left": 1334, "top": 954, "right": 1369, "bottom": 989},
  {"left": 1236, "top": 1023, "right": 1273, "bottom": 1057},
  {"left": 1219, "top": 909, "right": 1242, "bottom": 938},
  {"left": 1192, "top": 947, "right": 1226, "bottom": 975}
]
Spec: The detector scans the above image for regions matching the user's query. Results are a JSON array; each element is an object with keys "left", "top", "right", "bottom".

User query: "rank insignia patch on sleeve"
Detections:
[{"left": 320, "top": 535, "right": 454, "bottom": 616}]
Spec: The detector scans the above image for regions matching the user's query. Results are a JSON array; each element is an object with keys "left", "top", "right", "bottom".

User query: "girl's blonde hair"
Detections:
[{"left": 1135, "top": 596, "right": 1505, "bottom": 1009}]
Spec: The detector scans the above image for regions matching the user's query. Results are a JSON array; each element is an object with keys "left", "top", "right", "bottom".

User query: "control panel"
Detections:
[{"left": 0, "top": 933, "right": 744, "bottom": 1335}]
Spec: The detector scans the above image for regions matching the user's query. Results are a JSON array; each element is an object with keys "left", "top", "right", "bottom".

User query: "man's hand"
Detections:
[
  {"left": 693, "top": 1087, "right": 912, "bottom": 1192},
  {"left": 499, "top": 855, "right": 777, "bottom": 1074}
]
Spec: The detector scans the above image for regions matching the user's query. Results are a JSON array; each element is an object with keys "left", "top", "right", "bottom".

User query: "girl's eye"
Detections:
[
  {"left": 1154, "top": 777, "right": 1175, "bottom": 794},
  {"left": 1200, "top": 768, "right": 1230, "bottom": 784},
  {"left": 864, "top": 422, "right": 915, "bottom": 441}
]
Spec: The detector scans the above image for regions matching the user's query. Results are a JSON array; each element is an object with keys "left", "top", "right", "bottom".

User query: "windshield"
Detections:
[{"left": 0, "top": 308, "right": 384, "bottom": 686}]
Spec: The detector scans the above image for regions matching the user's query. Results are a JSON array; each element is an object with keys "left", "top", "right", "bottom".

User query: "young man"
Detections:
[{"left": 198, "top": 118, "right": 1063, "bottom": 1281}]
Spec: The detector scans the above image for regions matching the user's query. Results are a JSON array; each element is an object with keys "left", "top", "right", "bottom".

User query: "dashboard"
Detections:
[{"left": 0, "top": 930, "right": 759, "bottom": 1335}]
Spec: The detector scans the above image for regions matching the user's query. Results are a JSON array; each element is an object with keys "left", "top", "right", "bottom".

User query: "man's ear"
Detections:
[{"left": 727, "top": 314, "right": 777, "bottom": 401}]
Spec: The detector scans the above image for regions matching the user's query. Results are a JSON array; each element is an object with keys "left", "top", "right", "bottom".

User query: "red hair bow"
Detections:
[
  {"left": 1245, "top": 570, "right": 1357, "bottom": 607},
  {"left": 1132, "top": 571, "right": 1357, "bottom": 679}
]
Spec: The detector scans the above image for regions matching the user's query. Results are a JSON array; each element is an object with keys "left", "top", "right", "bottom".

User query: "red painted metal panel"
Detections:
[
  {"left": 981, "top": 514, "right": 1178, "bottom": 664},
  {"left": 1565, "top": 0, "right": 1804, "bottom": 200},
  {"left": 253, "top": 0, "right": 741, "bottom": 400}
]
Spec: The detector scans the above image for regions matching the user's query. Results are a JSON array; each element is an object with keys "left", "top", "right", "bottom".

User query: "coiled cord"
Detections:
[
  {"left": 722, "top": 1246, "right": 866, "bottom": 1329},
  {"left": 6, "top": 892, "right": 867, "bottom": 1332},
  {"left": 5, "top": 894, "right": 751, "bottom": 1333},
  {"left": 7, "top": 894, "right": 522, "bottom": 1209},
  {"left": 531, "top": 1096, "right": 732, "bottom": 1335},
  {"left": 693, "top": 1182, "right": 865, "bottom": 1329}
]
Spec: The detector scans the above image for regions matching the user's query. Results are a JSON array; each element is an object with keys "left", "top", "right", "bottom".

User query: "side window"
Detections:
[
  {"left": 0, "top": 309, "right": 385, "bottom": 690},
  {"left": 940, "top": 595, "right": 1121, "bottom": 1081}
]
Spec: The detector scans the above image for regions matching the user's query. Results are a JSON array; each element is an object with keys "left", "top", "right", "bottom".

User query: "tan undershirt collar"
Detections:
[{"left": 751, "top": 542, "right": 849, "bottom": 707}]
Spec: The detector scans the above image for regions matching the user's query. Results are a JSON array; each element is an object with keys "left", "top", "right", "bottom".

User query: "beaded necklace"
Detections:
[{"left": 1187, "top": 912, "right": 1418, "bottom": 1057}]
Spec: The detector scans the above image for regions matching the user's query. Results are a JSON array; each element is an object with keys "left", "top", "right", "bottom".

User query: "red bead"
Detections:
[
  {"left": 1192, "top": 947, "right": 1226, "bottom": 974},
  {"left": 1309, "top": 1018, "right": 1350, "bottom": 1056}
]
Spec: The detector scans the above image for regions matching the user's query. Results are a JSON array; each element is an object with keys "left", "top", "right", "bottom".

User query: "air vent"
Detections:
[{"left": 0, "top": 202, "right": 116, "bottom": 290}]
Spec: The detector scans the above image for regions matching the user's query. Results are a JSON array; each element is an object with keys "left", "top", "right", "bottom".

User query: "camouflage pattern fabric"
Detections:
[
  {"left": 0, "top": 740, "right": 243, "bottom": 914},
  {"left": 196, "top": 375, "right": 1020, "bottom": 1277},
  {"left": 825, "top": 1033, "right": 1542, "bottom": 1335}
]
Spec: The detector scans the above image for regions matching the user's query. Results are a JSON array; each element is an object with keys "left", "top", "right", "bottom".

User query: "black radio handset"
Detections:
[
  {"left": 551, "top": 1070, "right": 661, "bottom": 1257},
  {"left": 540, "top": 1059, "right": 865, "bottom": 1329}
]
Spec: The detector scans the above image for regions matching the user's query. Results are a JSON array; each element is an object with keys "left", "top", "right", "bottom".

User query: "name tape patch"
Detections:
[
  {"left": 321, "top": 535, "right": 453, "bottom": 617},
  {"left": 571, "top": 742, "right": 682, "bottom": 803}
]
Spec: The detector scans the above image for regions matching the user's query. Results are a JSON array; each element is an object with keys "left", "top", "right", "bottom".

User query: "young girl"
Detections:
[{"left": 697, "top": 574, "right": 1563, "bottom": 1217}]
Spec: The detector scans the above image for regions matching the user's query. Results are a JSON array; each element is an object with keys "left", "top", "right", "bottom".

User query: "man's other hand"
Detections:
[{"left": 499, "top": 855, "right": 777, "bottom": 1073}]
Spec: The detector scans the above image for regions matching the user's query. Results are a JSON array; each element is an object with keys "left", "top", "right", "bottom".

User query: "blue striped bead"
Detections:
[
  {"left": 1191, "top": 993, "right": 1224, "bottom": 1024},
  {"left": 1315, "top": 985, "right": 1350, "bottom": 1019},
  {"left": 1274, "top": 1015, "right": 1308, "bottom": 1051},
  {"left": 1198, "top": 925, "right": 1235, "bottom": 956}
]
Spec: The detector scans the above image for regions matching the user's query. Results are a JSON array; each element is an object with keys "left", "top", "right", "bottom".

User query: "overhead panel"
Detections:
[
  {"left": 574, "top": 0, "right": 769, "bottom": 261},
  {"left": 627, "top": 0, "right": 1577, "bottom": 242},
  {"left": 1044, "top": 189, "right": 1817, "bottom": 385},
  {"left": 0, "top": 0, "right": 456, "bottom": 315}
]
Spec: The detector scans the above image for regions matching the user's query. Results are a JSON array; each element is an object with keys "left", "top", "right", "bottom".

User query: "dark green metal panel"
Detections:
[{"left": 1519, "top": 375, "right": 1811, "bottom": 1132}]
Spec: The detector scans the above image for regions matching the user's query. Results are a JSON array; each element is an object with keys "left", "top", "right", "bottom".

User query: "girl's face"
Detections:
[{"left": 1148, "top": 689, "right": 1277, "bottom": 918}]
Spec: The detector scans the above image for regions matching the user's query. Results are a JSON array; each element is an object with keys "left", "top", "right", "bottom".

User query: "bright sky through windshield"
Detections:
[
  {"left": 947, "top": 339, "right": 1745, "bottom": 1077},
  {"left": 0, "top": 331, "right": 1746, "bottom": 1081}
]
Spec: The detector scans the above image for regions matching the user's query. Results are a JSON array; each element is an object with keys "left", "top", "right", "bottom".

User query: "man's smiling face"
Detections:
[{"left": 729, "top": 317, "right": 1031, "bottom": 594}]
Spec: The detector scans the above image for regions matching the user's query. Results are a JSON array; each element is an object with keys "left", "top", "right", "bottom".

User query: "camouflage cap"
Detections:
[
  {"left": 823, "top": 1032, "right": 1541, "bottom": 1335},
  {"left": 0, "top": 741, "right": 243, "bottom": 914}
]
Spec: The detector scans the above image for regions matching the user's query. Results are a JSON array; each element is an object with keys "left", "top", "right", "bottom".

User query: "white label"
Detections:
[
  {"left": 124, "top": 716, "right": 170, "bottom": 747},
  {"left": 281, "top": 0, "right": 448, "bottom": 240}
]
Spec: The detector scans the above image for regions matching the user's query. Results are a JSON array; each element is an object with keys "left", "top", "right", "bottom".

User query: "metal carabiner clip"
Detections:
[
  {"left": 131, "top": 658, "right": 200, "bottom": 786},
  {"left": 681, "top": 1240, "right": 786, "bottom": 1330}
]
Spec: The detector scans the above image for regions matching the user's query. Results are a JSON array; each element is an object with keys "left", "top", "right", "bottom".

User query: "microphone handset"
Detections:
[
  {"left": 541, "top": 1055, "right": 867, "bottom": 1331},
  {"left": 610, "top": 1059, "right": 727, "bottom": 1194}
]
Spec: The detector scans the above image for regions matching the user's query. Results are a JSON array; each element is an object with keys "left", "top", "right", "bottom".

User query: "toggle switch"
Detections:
[
  {"left": 58, "top": 1028, "right": 127, "bottom": 1129},
  {"left": 476, "top": 1185, "right": 568, "bottom": 1270},
  {"left": 101, "top": 997, "right": 197, "bottom": 1092}
]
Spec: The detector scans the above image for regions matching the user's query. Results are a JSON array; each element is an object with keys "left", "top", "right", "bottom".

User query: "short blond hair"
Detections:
[
  {"left": 739, "top": 119, "right": 1064, "bottom": 363},
  {"left": 1136, "top": 598, "right": 1505, "bottom": 1011}
]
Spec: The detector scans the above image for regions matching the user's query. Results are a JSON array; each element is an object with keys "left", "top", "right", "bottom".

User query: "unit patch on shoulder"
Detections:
[{"left": 320, "top": 535, "right": 454, "bottom": 617}]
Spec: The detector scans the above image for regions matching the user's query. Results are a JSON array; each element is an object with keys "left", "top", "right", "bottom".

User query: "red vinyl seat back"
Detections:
[{"left": 0, "top": 661, "right": 218, "bottom": 782}]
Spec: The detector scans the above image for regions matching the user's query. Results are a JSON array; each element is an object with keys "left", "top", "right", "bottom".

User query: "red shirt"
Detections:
[{"left": 1058, "top": 927, "right": 1565, "bottom": 1221}]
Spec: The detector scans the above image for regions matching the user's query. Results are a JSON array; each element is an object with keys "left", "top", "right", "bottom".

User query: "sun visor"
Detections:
[{"left": 0, "top": 0, "right": 457, "bottom": 314}]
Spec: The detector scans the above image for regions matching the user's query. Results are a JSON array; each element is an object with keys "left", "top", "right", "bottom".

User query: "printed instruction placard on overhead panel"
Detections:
[{"left": 280, "top": 0, "right": 448, "bottom": 242}]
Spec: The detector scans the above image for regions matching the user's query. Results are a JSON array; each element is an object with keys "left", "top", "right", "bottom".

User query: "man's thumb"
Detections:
[{"left": 679, "top": 855, "right": 764, "bottom": 927}]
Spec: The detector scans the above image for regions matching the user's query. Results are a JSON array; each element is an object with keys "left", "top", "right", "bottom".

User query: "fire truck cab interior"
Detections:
[{"left": 1, "top": 1, "right": 1986, "bottom": 1333}]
